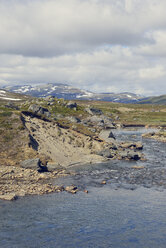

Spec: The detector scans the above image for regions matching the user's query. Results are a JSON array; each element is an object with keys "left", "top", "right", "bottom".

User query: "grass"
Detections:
[{"left": 76, "top": 100, "right": 166, "bottom": 126}]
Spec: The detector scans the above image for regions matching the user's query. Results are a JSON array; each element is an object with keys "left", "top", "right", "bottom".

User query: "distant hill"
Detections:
[
  {"left": 0, "top": 89, "right": 30, "bottom": 101},
  {"left": 139, "top": 95, "right": 166, "bottom": 105},
  {"left": 3, "top": 83, "right": 143, "bottom": 103}
]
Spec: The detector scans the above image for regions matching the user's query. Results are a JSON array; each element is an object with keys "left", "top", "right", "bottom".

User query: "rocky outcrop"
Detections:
[
  {"left": 20, "top": 158, "right": 48, "bottom": 172},
  {"left": 117, "top": 150, "right": 143, "bottom": 160},
  {"left": 142, "top": 131, "right": 166, "bottom": 142},
  {"left": 28, "top": 104, "right": 51, "bottom": 118},
  {"left": 0, "top": 165, "right": 69, "bottom": 200},
  {"left": 65, "top": 116, "right": 81, "bottom": 123},
  {"left": 119, "top": 142, "right": 143, "bottom": 150},
  {"left": 96, "top": 148, "right": 114, "bottom": 158},
  {"left": 99, "top": 130, "right": 116, "bottom": 142},
  {"left": 82, "top": 115, "right": 115, "bottom": 129},
  {"left": 66, "top": 101, "right": 77, "bottom": 110},
  {"left": 85, "top": 107, "right": 103, "bottom": 115}
]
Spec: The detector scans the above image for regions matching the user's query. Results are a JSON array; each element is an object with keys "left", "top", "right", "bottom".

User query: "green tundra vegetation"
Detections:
[{"left": 0, "top": 96, "right": 166, "bottom": 151}]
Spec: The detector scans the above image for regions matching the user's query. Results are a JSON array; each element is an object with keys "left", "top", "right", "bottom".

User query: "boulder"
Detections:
[
  {"left": 20, "top": 158, "right": 48, "bottom": 172},
  {"left": 66, "top": 102, "right": 77, "bottom": 109},
  {"left": 65, "top": 185, "right": 78, "bottom": 194},
  {"left": 46, "top": 162, "right": 64, "bottom": 172},
  {"left": 65, "top": 116, "right": 81, "bottom": 123},
  {"left": 99, "top": 130, "right": 116, "bottom": 142},
  {"left": 96, "top": 148, "right": 114, "bottom": 158},
  {"left": 118, "top": 150, "right": 142, "bottom": 160},
  {"left": 0, "top": 193, "right": 18, "bottom": 201},
  {"left": 120, "top": 142, "right": 143, "bottom": 150},
  {"left": 85, "top": 107, "right": 103, "bottom": 115},
  {"left": 28, "top": 104, "right": 51, "bottom": 118}
]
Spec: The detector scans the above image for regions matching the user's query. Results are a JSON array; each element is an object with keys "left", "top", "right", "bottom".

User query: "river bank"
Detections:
[{"left": 1, "top": 126, "right": 166, "bottom": 200}]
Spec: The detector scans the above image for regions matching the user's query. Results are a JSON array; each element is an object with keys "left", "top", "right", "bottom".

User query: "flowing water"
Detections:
[{"left": 0, "top": 128, "right": 166, "bottom": 248}]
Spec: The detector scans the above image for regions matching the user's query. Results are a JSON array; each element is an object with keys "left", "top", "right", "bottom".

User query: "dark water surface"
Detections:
[{"left": 0, "top": 128, "right": 166, "bottom": 248}]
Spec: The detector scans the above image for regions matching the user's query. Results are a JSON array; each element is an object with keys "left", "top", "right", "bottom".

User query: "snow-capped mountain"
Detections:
[
  {"left": 3, "top": 83, "right": 144, "bottom": 103},
  {"left": 0, "top": 89, "right": 29, "bottom": 101}
]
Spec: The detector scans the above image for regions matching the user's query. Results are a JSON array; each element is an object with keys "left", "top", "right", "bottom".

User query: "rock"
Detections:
[
  {"left": 45, "top": 96, "right": 55, "bottom": 101},
  {"left": 127, "top": 151, "right": 142, "bottom": 160},
  {"left": 83, "top": 116, "right": 105, "bottom": 127},
  {"left": 20, "top": 158, "right": 48, "bottom": 172},
  {"left": 99, "top": 130, "right": 116, "bottom": 142},
  {"left": 66, "top": 102, "right": 77, "bottom": 109},
  {"left": 20, "top": 158, "right": 40, "bottom": 169},
  {"left": 131, "top": 165, "right": 145, "bottom": 169},
  {"left": 65, "top": 116, "right": 81, "bottom": 123},
  {"left": 46, "top": 162, "right": 64, "bottom": 172},
  {"left": 0, "top": 193, "right": 18, "bottom": 201},
  {"left": 28, "top": 104, "right": 51, "bottom": 118},
  {"left": 96, "top": 149, "right": 114, "bottom": 158},
  {"left": 101, "top": 180, "right": 106, "bottom": 184},
  {"left": 120, "top": 142, "right": 143, "bottom": 150},
  {"left": 85, "top": 107, "right": 103, "bottom": 115},
  {"left": 118, "top": 150, "right": 142, "bottom": 160},
  {"left": 65, "top": 185, "right": 78, "bottom": 194}
]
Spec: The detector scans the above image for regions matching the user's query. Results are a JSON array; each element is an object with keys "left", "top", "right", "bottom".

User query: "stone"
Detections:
[
  {"left": 20, "top": 158, "right": 47, "bottom": 172},
  {"left": 65, "top": 185, "right": 78, "bottom": 193},
  {"left": 99, "top": 130, "right": 116, "bottom": 142},
  {"left": 101, "top": 180, "right": 106, "bottom": 184},
  {"left": 120, "top": 142, "right": 143, "bottom": 150},
  {"left": 28, "top": 104, "right": 51, "bottom": 118},
  {"left": 97, "top": 149, "right": 114, "bottom": 158},
  {"left": 46, "top": 162, "right": 64, "bottom": 172},
  {"left": 85, "top": 107, "right": 103, "bottom": 115},
  {"left": 118, "top": 150, "right": 142, "bottom": 160},
  {"left": 20, "top": 158, "right": 41, "bottom": 170},
  {"left": 0, "top": 193, "right": 18, "bottom": 201},
  {"left": 65, "top": 116, "right": 81, "bottom": 123},
  {"left": 131, "top": 165, "right": 145, "bottom": 169},
  {"left": 66, "top": 102, "right": 77, "bottom": 109}
]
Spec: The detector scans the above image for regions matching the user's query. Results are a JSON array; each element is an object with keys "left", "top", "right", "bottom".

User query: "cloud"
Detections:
[
  {"left": 0, "top": 0, "right": 166, "bottom": 96},
  {"left": 0, "top": 46, "right": 165, "bottom": 96},
  {"left": 0, "top": 0, "right": 164, "bottom": 57}
]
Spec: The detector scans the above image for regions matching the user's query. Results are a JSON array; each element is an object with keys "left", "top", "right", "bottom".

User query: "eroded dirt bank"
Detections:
[{"left": 22, "top": 113, "right": 106, "bottom": 167}]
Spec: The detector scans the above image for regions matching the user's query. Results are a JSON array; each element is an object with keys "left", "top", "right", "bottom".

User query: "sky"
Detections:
[{"left": 0, "top": 0, "right": 166, "bottom": 96}]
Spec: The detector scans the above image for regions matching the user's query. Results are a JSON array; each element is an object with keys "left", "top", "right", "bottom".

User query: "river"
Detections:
[{"left": 0, "top": 128, "right": 166, "bottom": 248}]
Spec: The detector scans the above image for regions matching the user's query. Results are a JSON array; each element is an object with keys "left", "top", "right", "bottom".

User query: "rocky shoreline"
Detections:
[{"left": 0, "top": 99, "right": 166, "bottom": 201}]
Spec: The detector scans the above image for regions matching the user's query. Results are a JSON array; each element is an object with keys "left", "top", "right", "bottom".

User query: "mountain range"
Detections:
[
  {"left": 3, "top": 83, "right": 146, "bottom": 103},
  {"left": 2, "top": 83, "right": 166, "bottom": 104}
]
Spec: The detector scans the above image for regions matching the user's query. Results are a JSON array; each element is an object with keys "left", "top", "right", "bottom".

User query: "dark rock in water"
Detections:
[
  {"left": 66, "top": 101, "right": 77, "bottom": 109},
  {"left": 118, "top": 150, "right": 142, "bottom": 161},
  {"left": 20, "top": 158, "right": 48, "bottom": 172},
  {"left": 127, "top": 151, "right": 142, "bottom": 160},
  {"left": 65, "top": 185, "right": 78, "bottom": 194},
  {"left": 85, "top": 107, "right": 103, "bottom": 115},
  {"left": 97, "top": 149, "right": 114, "bottom": 158},
  {"left": 120, "top": 142, "right": 143, "bottom": 150},
  {"left": 28, "top": 104, "right": 51, "bottom": 118}
]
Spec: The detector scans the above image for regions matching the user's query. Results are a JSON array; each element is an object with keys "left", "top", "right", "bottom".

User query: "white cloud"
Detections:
[{"left": 0, "top": 0, "right": 166, "bottom": 95}]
